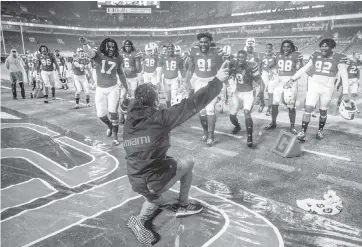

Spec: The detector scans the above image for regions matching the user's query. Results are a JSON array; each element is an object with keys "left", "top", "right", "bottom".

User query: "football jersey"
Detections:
[
  {"left": 72, "top": 56, "right": 90, "bottom": 76},
  {"left": 230, "top": 61, "right": 261, "bottom": 92},
  {"left": 36, "top": 53, "right": 58, "bottom": 72},
  {"left": 310, "top": 51, "right": 347, "bottom": 78},
  {"left": 246, "top": 51, "right": 260, "bottom": 65},
  {"left": 158, "top": 55, "right": 183, "bottom": 79},
  {"left": 189, "top": 46, "right": 224, "bottom": 78},
  {"left": 276, "top": 51, "right": 303, "bottom": 76},
  {"left": 347, "top": 60, "right": 359, "bottom": 79},
  {"left": 121, "top": 51, "right": 141, "bottom": 78},
  {"left": 55, "top": 55, "right": 66, "bottom": 67},
  {"left": 21, "top": 57, "right": 29, "bottom": 71},
  {"left": 260, "top": 53, "right": 276, "bottom": 71},
  {"left": 27, "top": 58, "right": 36, "bottom": 72},
  {"left": 143, "top": 54, "right": 158, "bottom": 73},
  {"left": 92, "top": 48, "right": 123, "bottom": 88}
]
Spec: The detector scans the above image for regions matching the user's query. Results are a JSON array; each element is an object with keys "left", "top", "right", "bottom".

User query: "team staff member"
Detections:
[
  {"left": 5, "top": 48, "right": 27, "bottom": 99},
  {"left": 125, "top": 60, "right": 229, "bottom": 245}
]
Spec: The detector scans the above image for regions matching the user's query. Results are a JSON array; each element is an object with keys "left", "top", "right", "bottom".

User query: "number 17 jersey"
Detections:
[
  {"left": 92, "top": 48, "right": 123, "bottom": 88},
  {"left": 189, "top": 46, "right": 223, "bottom": 78}
]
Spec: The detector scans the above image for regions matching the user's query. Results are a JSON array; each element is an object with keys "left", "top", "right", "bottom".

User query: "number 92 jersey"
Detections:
[
  {"left": 276, "top": 51, "right": 303, "bottom": 77},
  {"left": 92, "top": 48, "right": 123, "bottom": 88},
  {"left": 189, "top": 46, "right": 224, "bottom": 78},
  {"left": 310, "top": 51, "right": 347, "bottom": 79},
  {"left": 230, "top": 61, "right": 261, "bottom": 92}
]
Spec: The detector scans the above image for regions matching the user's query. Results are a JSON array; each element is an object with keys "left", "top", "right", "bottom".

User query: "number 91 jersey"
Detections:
[
  {"left": 92, "top": 48, "right": 122, "bottom": 88},
  {"left": 189, "top": 46, "right": 224, "bottom": 78},
  {"left": 276, "top": 51, "right": 303, "bottom": 77}
]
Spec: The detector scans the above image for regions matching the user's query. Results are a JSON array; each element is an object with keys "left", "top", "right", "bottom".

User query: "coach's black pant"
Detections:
[{"left": 10, "top": 71, "right": 25, "bottom": 98}]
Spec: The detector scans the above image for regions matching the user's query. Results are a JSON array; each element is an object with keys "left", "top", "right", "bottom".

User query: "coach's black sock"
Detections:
[
  {"left": 302, "top": 121, "right": 309, "bottom": 132},
  {"left": 51, "top": 87, "right": 55, "bottom": 97},
  {"left": 100, "top": 115, "right": 112, "bottom": 128},
  {"left": 86, "top": 95, "right": 90, "bottom": 104},
  {"left": 245, "top": 118, "right": 253, "bottom": 138},
  {"left": 271, "top": 105, "right": 279, "bottom": 124},
  {"left": 288, "top": 107, "right": 296, "bottom": 126},
  {"left": 229, "top": 114, "right": 240, "bottom": 127},
  {"left": 199, "top": 115, "right": 208, "bottom": 132}
]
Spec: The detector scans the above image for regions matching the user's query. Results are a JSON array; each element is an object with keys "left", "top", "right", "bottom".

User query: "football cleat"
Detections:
[
  {"left": 290, "top": 125, "right": 298, "bottom": 135},
  {"left": 106, "top": 127, "right": 112, "bottom": 137},
  {"left": 316, "top": 130, "right": 324, "bottom": 140},
  {"left": 44, "top": 99, "right": 48, "bottom": 103},
  {"left": 86, "top": 103, "right": 91, "bottom": 107},
  {"left": 52, "top": 97, "right": 56, "bottom": 100},
  {"left": 74, "top": 104, "right": 80, "bottom": 109},
  {"left": 266, "top": 110, "right": 271, "bottom": 116},
  {"left": 231, "top": 125, "right": 241, "bottom": 135},
  {"left": 112, "top": 139, "right": 120, "bottom": 146},
  {"left": 247, "top": 135, "right": 253, "bottom": 148},
  {"left": 258, "top": 105, "right": 264, "bottom": 113},
  {"left": 297, "top": 130, "right": 306, "bottom": 142},
  {"left": 201, "top": 132, "right": 208, "bottom": 142},
  {"left": 206, "top": 137, "right": 215, "bottom": 147},
  {"left": 265, "top": 123, "right": 276, "bottom": 130}
]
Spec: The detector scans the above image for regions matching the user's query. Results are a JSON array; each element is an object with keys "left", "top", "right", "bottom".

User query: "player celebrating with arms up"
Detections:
[
  {"left": 80, "top": 36, "right": 128, "bottom": 146},
  {"left": 185, "top": 32, "right": 224, "bottom": 146},
  {"left": 288, "top": 38, "right": 350, "bottom": 141},
  {"left": 265, "top": 40, "right": 303, "bottom": 134},
  {"left": 229, "top": 50, "right": 264, "bottom": 147},
  {"left": 157, "top": 43, "right": 184, "bottom": 107}
]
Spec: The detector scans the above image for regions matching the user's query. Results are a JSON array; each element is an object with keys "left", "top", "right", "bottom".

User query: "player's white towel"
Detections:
[{"left": 296, "top": 190, "right": 343, "bottom": 215}]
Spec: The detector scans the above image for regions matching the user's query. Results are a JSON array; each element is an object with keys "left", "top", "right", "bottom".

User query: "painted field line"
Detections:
[
  {"left": 68, "top": 100, "right": 86, "bottom": 106},
  {"left": 302, "top": 148, "right": 351, "bottom": 162},
  {"left": 0, "top": 112, "right": 21, "bottom": 119},
  {"left": 317, "top": 174, "right": 362, "bottom": 192},
  {"left": 253, "top": 158, "right": 295, "bottom": 172},
  {"left": 172, "top": 136, "right": 193, "bottom": 145},
  {"left": 1, "top": 85, "right": 11, "bottom": 89},
  {"left": 205, "top": 146, "right": 238, "bottom": 157},
  {"left": 191, "top": 126, "right": 243, "bottom": 139}
]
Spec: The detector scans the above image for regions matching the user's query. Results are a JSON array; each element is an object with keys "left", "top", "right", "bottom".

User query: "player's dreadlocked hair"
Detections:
[
  {"left": 134, "top": 83, "right": 158, "bottom": 107},
  {"left": 319, "top": 38, "right": 336, "bottom": 49},
  {"left": 197, "top": 32, "right": 213, "bottom": 42},
  {"left": 280, "top": 40, "right": 297, "bottom": 54},
  {"left": 99, "top": 38, "right": 119, "bottom": 57},
  {"left": 39, "top": 45, "right": 49, "bottom": 53}
]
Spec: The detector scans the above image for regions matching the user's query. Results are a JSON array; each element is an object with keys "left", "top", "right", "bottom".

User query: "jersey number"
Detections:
[
  {"left": 101, "top": 60, "right": 116, "bottom": 75},
  {"left": 41, "top": 59, "right": 52, "bottom": 66},
  {"left": 262, "top": 59, "right": 269, "bottom": 67},
  {"left": 124, "top": 58, "right": 130, "bottom": 68},
  {"left": 145, "top": 58, "right": 155, "bottom": 67},
  {"left": 166, "top": 60, "right": 177, "bottom": 71},
  {"left": 349, "top": 65, "right": 358, "bottom": 74},
  {"left": 278, "top": 60, "right": 292, "bottom": 72},
  {"left": 315, "top": 61, "right": 332, "bottom": 74},
  {"left": 235, "top": 73, "right": 244, "bottom": 84},
  {"left": 197, "top": 58, "right": 211, "bottom": 72}
]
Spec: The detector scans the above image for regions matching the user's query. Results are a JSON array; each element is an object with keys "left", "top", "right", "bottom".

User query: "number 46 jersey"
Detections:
[
  {"left": 189, "top": 46, "right": 224, "bottom": 78},
  {"left": 92, "top": 48, "right": 123, "bottom": 88}
]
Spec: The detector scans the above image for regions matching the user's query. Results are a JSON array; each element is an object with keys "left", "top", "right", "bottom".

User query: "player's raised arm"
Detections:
[
  {"left": 291, "top": 59, "right": 313, "bottom": 81},
  {"left": 79, "top": 36, "right": 96, "bottom": 58},
  {"left": 338, "top": 59, "right": 350, "bottom": 97},
  {"left": 162, "top": 60, "right": 229, "bottom": 130},
  {"left": 184, "top": 55, "right": 195, "bottom": 86},
  {"left": 156, "top": 56, "right": 163, "bottom": 84}
]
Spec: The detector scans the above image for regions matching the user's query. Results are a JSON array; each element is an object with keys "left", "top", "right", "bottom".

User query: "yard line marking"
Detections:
[
  {"left": 191, "top": 126, "right": 243, "bottom": 139},
  {"left": 253, "top": 158, "right": 295, "bottom": 172},
  {"left": 1, "top": 85, "right": 11, "bottom": 89},
  {"left": 0, "top": 112, "right": 21, "bottom": 119},
  {"left": 317, "top": 174, "right": 362, "bottom": 192},
  {"left": 302, "top": 148, "right": 351, "bottom": 162},
  {"left": 206, "top": 146, "right": 238, "bottom": 157}
]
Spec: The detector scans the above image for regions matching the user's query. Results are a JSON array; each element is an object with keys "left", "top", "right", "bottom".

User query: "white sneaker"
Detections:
[{"left": 74, "top": 104, "right": 80, "bottom": 109}]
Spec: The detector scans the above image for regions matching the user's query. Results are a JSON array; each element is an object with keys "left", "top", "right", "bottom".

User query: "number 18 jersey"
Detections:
[
  {"left": 189, "top": 46, "right": 223, "bottom": 78},
  {"left": 92, "top": 48, "right": 123, "bottom": 88}
]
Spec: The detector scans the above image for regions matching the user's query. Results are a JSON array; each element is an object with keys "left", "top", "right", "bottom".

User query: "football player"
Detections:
[
  {"left": 143, "top": 43, "right": 158, "bottom": 86},
  {"left": 260, "top": 43, "right": 277, "bottom": 116},
  {"left": 80, "top": 36, "right": 128, "bottom": 146},
  {"left": 55, "top": 50, "right": 69, "bottom": 89},
  {"left": 72, "top": 47, "right": 91, "bottom": 109},
  {"left": 36, "top": 45, "right": 62, "bottom": 103},
  {"left": 287, "top": 38, "right": 349, "bottom": 141},
  {"left": 20, "top": 54, "right": 30, "bottom": 85},
  {"left": 265, "top": 40, "right": 303, "bottom": 134},
  {"left": 229, "top": 50, "right": 264, "bottom": 147},
  {"left": 26, "top": 53, "right": 37, "bottom": 90},
  {"left": 185, "top": 32, "right": 224, "bottom": 146},
  {"left": 161, "top": 45, "right": 168, "bottom": 55},
  {"left": 157, "top": 43, "right": 184, "bottom": 107},
  {"left": 337, "top": 56, "right": 360, "bottom": 106}
]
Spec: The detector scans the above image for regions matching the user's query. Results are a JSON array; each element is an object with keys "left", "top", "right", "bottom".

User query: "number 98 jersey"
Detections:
[
  {"left": 189, "top": 46, "right": 224, "bottom": 78},
  {"left": 310, "top": 51, "right": 347, "bottom": 78},
  {"left": 276, "top": 51, "right": 303, "bottom": 77},
  {"left": 93, "top": 48, "right": 123, "bottom": 88}
]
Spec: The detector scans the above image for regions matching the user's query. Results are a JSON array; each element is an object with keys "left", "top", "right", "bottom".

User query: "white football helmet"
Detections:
[
  {"left": 246, "top": 37, "right": 256, "bottom": 47},
  {"left": 175, "top": 45, "right": 181, "bottom": 55},
  {"left": 77, "top": 48, "right": 85, "bottom": 57},
  {"left": 223, "top": 45, "right": 232, "bottom": 57},
  {"left": 339, "top": 100, "right": 358, "bottom": 120},
  {"left": 145, "top": 43, "right": 154, "bottom": 56},
  {"left": 282, "top": 87, "right": 297, "bottom": 106}
]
